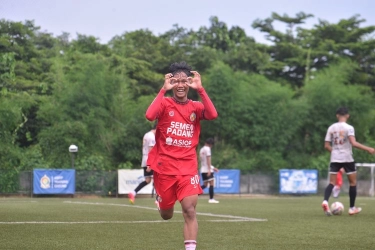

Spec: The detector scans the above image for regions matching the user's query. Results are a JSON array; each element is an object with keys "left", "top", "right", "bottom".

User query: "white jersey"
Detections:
[
  {"left": 199, "top": 145, "right": 211, "bottom": 173},
  {"left": 324, "top": 122, "right": 355, "bottom": 163},
  {"left": 141, "top": 131, "right": 155, "bottom": 167}
]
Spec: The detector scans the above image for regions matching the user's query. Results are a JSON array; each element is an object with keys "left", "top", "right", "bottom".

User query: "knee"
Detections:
[
  {"left": 160, "top": 212, "right": 173, "bottom": 220},
  {"left": 349, "top": 181, "right": 357, "bottom": 186},
  {"left": 182, "top": 206, "right": 196, "bottom": 220}
]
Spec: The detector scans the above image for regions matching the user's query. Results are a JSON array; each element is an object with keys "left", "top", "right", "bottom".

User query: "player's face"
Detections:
[{"left": 172, "top": 72, "right": 189, "bottom": 101}]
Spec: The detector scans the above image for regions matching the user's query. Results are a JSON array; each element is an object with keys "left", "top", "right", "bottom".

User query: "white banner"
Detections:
[{"left": 118, "top": 169, "right": 154, "bottom": 194}]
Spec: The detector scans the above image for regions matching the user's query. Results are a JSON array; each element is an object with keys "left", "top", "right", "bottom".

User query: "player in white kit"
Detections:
[
  {"left": 128, "top": 125, "right": 156, "bottom": 204},
  {"left": 321, "top": 107, "right": 375, "bottom": 216},
  {"left": 200, "top": 138, "right": 219, "bottom": 203}
]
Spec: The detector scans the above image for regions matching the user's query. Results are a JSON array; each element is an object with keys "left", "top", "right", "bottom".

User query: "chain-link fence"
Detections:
[
  {"left": 0, "top": 169, "right": 373, "bottom": 196},
  {"left": 0, "top": 170, "right": 117, "bottom": 196}
]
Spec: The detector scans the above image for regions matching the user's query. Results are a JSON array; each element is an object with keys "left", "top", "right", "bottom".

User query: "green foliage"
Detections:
[
  {"left": 18, "top": 145, "right": 49, "bottom": 170},
  {"left": 253, "top": 13, "right": 375, "bottom": 89},
  {"left": 0, "top": 170, "right": 19, "bottom": 193},
  {"left": 75, "top": 154, "right": 108, "bottom": 171},
  {"left": 301, "top": 60, "right": 375, "bottom": 155},
  {"left": 202, "top": 62, "right": 240, "bottom": 141}
]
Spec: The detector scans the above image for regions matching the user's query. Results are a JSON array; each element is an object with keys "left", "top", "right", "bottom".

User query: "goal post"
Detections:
[{"left": 355, "top": 163, "right": 375, "bottom": 197}]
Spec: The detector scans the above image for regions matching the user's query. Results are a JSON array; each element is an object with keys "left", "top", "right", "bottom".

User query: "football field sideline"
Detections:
[{"left": 63, "top": 200, "right": 268, "bottom": 222}]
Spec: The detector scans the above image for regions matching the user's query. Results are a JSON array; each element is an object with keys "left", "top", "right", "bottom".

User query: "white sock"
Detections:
[
  {"left": 332, "top": 186, "right": 340, "bottom": 198},
  {"left": 184, "top": 240, "right": 196, "bottom": 250}
]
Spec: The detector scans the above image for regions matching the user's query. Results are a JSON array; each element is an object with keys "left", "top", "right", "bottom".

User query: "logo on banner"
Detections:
[{"left": 40, "top": 174, "right": 51, "bottom": 189}]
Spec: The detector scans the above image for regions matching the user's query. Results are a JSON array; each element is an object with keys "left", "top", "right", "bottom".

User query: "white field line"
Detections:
[
  {"left": 63, "top": 201, "right": 267, "bottom": 222},
  {"left": 0, "top": 220, "right": 183, "bottom": 224},
  {"left": 0, "top": 219, "right": 264, "bottom": 225},
  {"left": 0, "top": 200, "right": 37, "bottom": 203}
]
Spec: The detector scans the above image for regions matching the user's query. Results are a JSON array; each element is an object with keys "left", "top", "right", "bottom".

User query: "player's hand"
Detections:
[
  {"left": 187, "top": 71, "right": 202, "bottom": 90},
  {"left": 368, "top": 147, "right": 375, "bottom": 154},
  {"left": 146, "top": 166, "right": 152, "bottom": 172},
  {"left": 207, "top": 172, "right": 211, "bottom": 177},
  {"left": 214, "top": 167, "right": 219, "bottom": 173},
  {"left": 163, "top": 73, "right": 176, "bottom": 91}
]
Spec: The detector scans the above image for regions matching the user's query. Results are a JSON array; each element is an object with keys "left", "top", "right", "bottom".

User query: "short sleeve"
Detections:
[
  {"left": 206, "top": 147, "right": 211, "bottom": 157},
  {"left": 324, "top": 127, "right": 331, "bottom": 142},
  {"left": 147, "top": 134, "right": 156, "bottom": 147},
  {"left": 149, "top": 138, "right": 155, "bottom": 147},
  {"left": 348, "top": 126, "right": 355, "bottom": 137}
]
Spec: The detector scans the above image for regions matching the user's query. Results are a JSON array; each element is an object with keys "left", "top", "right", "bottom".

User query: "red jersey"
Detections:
[{"left": 146, "top": 88, "right": 217, "bottom": 175}]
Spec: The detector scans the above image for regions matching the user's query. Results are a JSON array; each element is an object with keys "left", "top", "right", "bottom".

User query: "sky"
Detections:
[{"left": 1, "top": 0, "right": 374, "bottom": 44}]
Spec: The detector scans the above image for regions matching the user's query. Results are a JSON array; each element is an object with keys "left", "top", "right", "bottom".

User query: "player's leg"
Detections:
[
  {"left": 332, "top": 169, "right": 343, "bottom": 198},
  {"left": 208, "top": 178, "right": 219, "bottom": 203},
  {"left": 181, "top": 195, "right": 199, "bottom": 250},
  {"left": 128, "top": 167, "right": 153, "bottom": 204},
  {"left": 177, "top": 174, "right": 203, "bottom": 250},
  {"left": 200, "top": 173, "right": 208, "bottom": 189},
  {"left": 159, "top": 205, "right": 174, "bottom": 220},
  {"left": 345, "top": 162, "right": 361, "bottom": 215},
  {"left": 153, "top": 172, "right": 176, "bottom": 220},
  {"left": 322, "top": 163, "right": 339, "bottom": 215}
]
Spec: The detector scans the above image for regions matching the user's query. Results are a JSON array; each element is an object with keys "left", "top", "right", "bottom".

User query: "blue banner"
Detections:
[
  {"left": 201, "top": 169, "right": 240, "bottom": 194},
  {"left": 279, "top": 169, "right": 318, "bottom": 194},
  {"left": 33, "top": 169, "right": 75, "bottom": 194}
]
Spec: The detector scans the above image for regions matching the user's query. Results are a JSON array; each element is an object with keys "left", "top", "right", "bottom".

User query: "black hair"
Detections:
[
  {"left": 336, "top": 107, "right": 349, "bottom": 115},
  {"left": 169, "top": 61, "right": 193, "bottom": 77},
  {"left": 152, "top": 123, "right": 157, "bottom": 130},
  {"left": 205, "top": 138, "right": 214, "bottom": 145}
]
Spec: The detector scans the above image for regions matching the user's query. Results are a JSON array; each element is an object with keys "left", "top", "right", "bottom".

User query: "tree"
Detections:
[
  {"left": 37, "top": 53, "right": 126, "bottom": 168},
  {"left": 253, "top": 13, "right": 375, "bottom": 89}
]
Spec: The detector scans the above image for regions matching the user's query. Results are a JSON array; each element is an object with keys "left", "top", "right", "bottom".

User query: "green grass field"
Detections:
[{"left": 1, "top": 195, "right": 375, "bottom": 250}]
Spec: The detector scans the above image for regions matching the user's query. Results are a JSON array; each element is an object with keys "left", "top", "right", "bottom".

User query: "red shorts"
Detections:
[{"left": 153, "top": 172, "right": 203, "bottom": 210}]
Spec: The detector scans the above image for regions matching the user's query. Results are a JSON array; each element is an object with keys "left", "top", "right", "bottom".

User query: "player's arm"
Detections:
[
  {"left": 324, "top": 128, "right": 332, "bottom": 152},
  {"left": 348, "top": 136, "right": 375, "bottom": 154},
  {"left": 324, "top": 141, "right": 332, "bottom": 152},
  {"left": 145, "top": 73, "right": 175, "bottom": 121},
  {"left": 188, "top": 71, "right": 218, "bottom": 120},
  {"left": 211, "top": 165, "right": 219, "bottom": 172},
  {"left": 145, "top": 141, "right": 155, "bottom": 172}
]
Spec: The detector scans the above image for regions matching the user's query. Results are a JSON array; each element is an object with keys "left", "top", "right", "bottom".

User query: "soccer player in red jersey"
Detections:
[{"left": 145, "top": 62, "right": 218, "bottom": 250}]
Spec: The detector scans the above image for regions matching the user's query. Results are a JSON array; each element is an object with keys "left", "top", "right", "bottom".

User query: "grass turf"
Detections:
[{"left": 0, "top": 196, "right": 374, "bottom": 250}]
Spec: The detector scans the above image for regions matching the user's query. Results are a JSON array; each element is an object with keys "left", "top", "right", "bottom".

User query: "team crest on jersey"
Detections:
[
  {"left": 190, "top": 112, "right": 196, "bottom": 122},
  {"left": 169, "top": 111, "right": 174, "bottom": 116}
]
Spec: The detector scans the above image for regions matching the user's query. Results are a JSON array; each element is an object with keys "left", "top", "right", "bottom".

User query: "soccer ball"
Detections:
[{"left": 330, "top": 202, "right": 344, "bottom": 215}]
